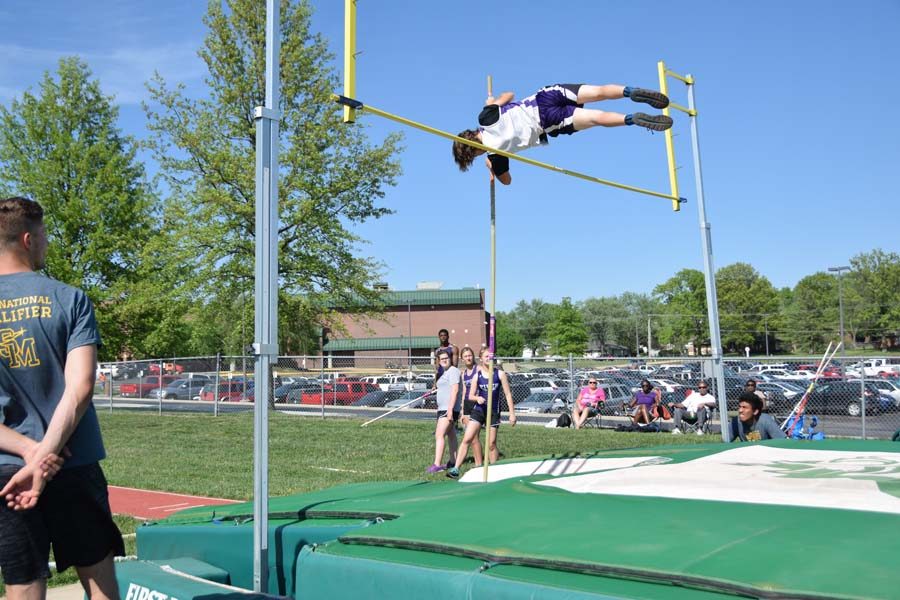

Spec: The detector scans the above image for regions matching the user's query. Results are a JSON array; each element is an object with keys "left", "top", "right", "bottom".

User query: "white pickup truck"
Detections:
[{"left": 846, "top": 358, "right": 900, "bottom": 377}]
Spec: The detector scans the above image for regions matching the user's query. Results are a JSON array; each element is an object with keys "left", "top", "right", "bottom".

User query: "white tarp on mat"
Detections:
[
  {"left": 459, "top": 456, "right": 662, "bottom": 483},
  {"left": 536, "top": 445, "right": 900, "bottom": 514}
]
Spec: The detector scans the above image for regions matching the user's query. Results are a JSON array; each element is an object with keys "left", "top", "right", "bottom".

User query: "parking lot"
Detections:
[{"left": 93, "top": 354, "right": 900, "bottom": 440}]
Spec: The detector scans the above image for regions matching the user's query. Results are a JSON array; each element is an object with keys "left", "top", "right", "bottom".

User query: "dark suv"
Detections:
[{"left": 801, "top": 381, "right": 892, "bottom": 417}]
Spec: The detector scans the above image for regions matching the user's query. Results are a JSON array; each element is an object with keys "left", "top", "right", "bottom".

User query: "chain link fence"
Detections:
[{"left": 93, "top": 354, "right": 900, "bottom": 439}]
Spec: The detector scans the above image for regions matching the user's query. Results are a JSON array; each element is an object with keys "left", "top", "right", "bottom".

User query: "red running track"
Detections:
[{"left": 109, "top": 485, "right": 241, "bottom": 520}]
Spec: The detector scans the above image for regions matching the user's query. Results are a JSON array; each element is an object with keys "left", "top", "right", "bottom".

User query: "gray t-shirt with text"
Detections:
[
  {"left": 0, "top": 272, "right": 104, "bottom": 468},
  {"left": 436, "top": 365, "right": 461, "bottom": 412}
]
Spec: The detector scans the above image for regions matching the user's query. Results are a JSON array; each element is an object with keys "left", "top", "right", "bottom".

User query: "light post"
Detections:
[{"left": 828, "top": 266, "right": 850, "bottom": 362}]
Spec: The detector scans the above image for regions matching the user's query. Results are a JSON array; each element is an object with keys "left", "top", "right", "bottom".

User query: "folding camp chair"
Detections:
[
  {"left": 677, "top": 408, "right": 715, "bottom": 435},
  {"left": 620, "top": 401, "right": 662, "bottom": 432},
  {"left": 583, "top": 404, "right": 602, "bottom": 429}
]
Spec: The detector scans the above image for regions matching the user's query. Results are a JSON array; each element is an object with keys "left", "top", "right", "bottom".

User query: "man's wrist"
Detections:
[{"left": 19, "top": 439, "right": 40, "bottom": 462}]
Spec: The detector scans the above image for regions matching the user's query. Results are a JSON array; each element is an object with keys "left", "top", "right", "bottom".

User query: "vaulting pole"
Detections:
[{"left": 484, "top": 75, "right": 496, "bottom": 483}]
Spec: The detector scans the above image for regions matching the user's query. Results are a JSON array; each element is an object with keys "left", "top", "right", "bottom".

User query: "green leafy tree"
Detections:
[
  {"left": 652, "top": 269, "right": 708, "bottom": 349},
  {"left": 848, "top": 249, "right": 900, "bottom": 348},
  {"left": 0, "top": 57, "right": 156, "bottom": 360},
  {"left": 494, "top": 312, "right": 525, "bottom": 357},
  {"left": 579, "top": 296, "right": 631, "bottom": 353},
  {"left": 763, "top": 287, "right": 793, "bottom": 354},
  {"left": 785, "top": 273, "right": 836, "bottom": 352},
  {"left": 144, "top": 0, "right": 403, "bottom": 353},
  {"left": 619, "top": 292, "right": 663, "bottom": 355},
  {"left": 503, "top": 299, "right": 556, "bottom": 355},
  {"left": 544, "top": 297, "right": 588, "bottom": 356},
  {"left": 715, "top": 263, "right": 780, "bottom": 353}
]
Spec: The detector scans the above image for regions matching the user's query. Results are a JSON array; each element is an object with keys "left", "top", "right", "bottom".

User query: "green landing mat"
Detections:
[{"left": 135, "top": 440, "right": 900, "bottom": 599}]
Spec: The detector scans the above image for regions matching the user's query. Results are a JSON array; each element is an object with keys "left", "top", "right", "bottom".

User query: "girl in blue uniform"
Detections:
[{"left": 447, "top": 347, "right": 516, "bottom": 478}]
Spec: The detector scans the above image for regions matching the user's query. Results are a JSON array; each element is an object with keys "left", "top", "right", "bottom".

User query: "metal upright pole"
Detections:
[
  {"left": 686, "top": 76, "right": 729, "bottom": 441},
  {"left": 860, "top": 369, "right": 867, "bottom": 440},
  {"left": 837, "top": 272, "right": 845, "bottom": 357},
  {"left": 635, "top": 319, "right": 640, "bottom": 357},
  {"left": 251, "top": 0, "right": 280, "bottom": 592},
  {"left": 158, "top": 360, "right": 163, "bottom": 416},
  {"left": 483, "top": 75, "right": 498, "bottom": 484},
  {"left": 214, "top": 353, "right": 220, "bottom": 417}
]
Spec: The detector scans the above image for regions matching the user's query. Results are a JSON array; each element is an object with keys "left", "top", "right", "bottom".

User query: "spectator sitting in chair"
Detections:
[
  {"left": 572, "top": 378, "right": 605, "bottom": 429},
  {"left": 744, "top": 378, "right": 768, "bottom": 410},
  {"left": 629, "top": 380, "right": 659, "bottom": 426},
  {"left": 669, "top": 380, "right": 717, "bottom": 435},
  {"left": 731, "top": 392, "right": 786, "bottom": 442}
]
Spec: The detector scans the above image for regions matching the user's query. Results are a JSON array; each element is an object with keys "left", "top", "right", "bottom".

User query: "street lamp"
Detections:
[{"left": 828, "top": 266, "right": 850, "bottom": 361}]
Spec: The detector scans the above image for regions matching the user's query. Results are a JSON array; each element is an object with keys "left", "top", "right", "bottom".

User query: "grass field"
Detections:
[
  {"left": 98, "top": 411, "right": 708, "bottom": 499},
  {"left": 1, "top": 411, "right": 708, "bottom": 595}
]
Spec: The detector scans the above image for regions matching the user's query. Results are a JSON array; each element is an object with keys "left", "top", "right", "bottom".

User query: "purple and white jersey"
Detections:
[
  {"left": 479, "top": 84, "right": 582, "bottom": 153},
  {"left": 479, "top": 99, "right": 543, "bottom": 153}
]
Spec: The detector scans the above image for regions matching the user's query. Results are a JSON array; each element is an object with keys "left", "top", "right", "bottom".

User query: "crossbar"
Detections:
[
  {"left": 333, "top": 94, "right": 685, "bottom": 207},
  {"left": 669, "top": 101, "right": 697, "bottom": 117}
]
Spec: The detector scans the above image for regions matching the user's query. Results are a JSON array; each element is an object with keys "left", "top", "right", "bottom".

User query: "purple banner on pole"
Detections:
[{"left": 489, "top": 315, "right": 496, "bottom": 353}]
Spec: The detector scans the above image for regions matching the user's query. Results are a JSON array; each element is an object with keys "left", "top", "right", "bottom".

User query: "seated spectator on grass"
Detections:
[
  {"left": 731, "top": 392, "right": 786, "bottom": 442},
  {"left": 572, "top": 378, "right": 606, "bottom": 429},
  {"left": 629, "top": 380, "right": 659, "bottom": 425},
  {"left": 669, "top": 381, "right": 717, "bottom": 435}
]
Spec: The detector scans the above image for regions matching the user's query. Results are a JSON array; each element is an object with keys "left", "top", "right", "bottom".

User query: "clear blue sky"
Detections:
[{"left": 2, "top": 1, "right": 898, "bottom": 311}]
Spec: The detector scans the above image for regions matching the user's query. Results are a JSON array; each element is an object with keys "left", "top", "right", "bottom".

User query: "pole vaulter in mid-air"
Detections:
[{"left": 452, "top": 84, "right": 672, "bottom": 185}]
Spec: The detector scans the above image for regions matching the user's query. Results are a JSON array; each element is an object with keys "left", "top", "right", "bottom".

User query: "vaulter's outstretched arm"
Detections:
[{"left": 485, "top": 91, "right": 514, "bottom": 106}]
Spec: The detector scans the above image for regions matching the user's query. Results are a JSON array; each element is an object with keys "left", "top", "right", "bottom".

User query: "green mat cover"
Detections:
[{"left": 134, "top": 440, "right": 899, "bottom": 600}]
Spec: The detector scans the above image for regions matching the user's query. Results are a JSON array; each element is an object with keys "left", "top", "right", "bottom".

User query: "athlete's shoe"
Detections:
[
  {"left": 426, "top": 464, "right": 445, "bottom": 474},
  {"left": 628, "top": 88, "right": 669, "bottom": 109},
  {"left": 632, "top": 113, "right": 673, "bottom": 132},
  {"left": 446, "top": 467, "right": 460, "bottom": 479}
]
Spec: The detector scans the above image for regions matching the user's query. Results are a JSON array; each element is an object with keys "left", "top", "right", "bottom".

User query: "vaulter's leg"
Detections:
[
  {"left": 576, "top": 84, "right": 669, "bottom": 109},
  {"left": 572, "top": 109, "right": 672, "bottom": 132}
]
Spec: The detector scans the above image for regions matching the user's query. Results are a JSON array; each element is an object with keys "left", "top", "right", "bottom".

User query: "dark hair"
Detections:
[
  {"left": 640, "top": 379, "right": 652, "bottom": 388},
  {"left": 738, "top": 391, "right": 763, "bottom": 414},
  {"left": 745, "top": 378, "right": 757, "bottom": 386},
  {"left": 436, "top": 349, "right": 450, "bottom": 359},
  {"left": 0, "top": 197, "right": 43, "bottom": 248},
  {"left": 452, "top": 130, "right": 481, "bottom": 171},
  {"left": 460, "top": 346, "right": 475, "bottom": 359},
  {"left": 438, "top": 328, "right": 449, "bottom": 336}
]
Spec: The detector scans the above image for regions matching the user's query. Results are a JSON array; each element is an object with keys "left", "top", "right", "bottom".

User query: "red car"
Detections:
[
  {"left": 299, "top": 381, "right": 378, "bottom": 405},
  {"left": 795, "top": 364, "right": 842, "bottom": 378},
  {"left": 148, "top": 362, "right": 186, "bottom": 375},
  {"left": 119, "top": 375, "right": 179, "bottom": 398},
  {"left": 200, "top": 381, "right": 253, "bottom": 402}
]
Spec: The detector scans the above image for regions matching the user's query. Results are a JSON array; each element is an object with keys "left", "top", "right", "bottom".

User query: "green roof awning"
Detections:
[
  {"left": 326, "top": 288, "right": 483, "bottom": 309},
  {"left": 380, "top": 289, "right": 482, "bottom": 307},
  {"left": 324, "top": 336, "right": 439, "bottom": 352}
]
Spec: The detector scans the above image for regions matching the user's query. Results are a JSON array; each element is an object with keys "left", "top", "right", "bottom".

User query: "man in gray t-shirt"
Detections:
[
  {"left": 0, "top": 197, "right": 123, "bottom": 600},
  {"left": 731, "top": 392, "right": 786, "bottom": 442},
  {"left": 427, "top": 350, "right": 461, "bottom": 474}
]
